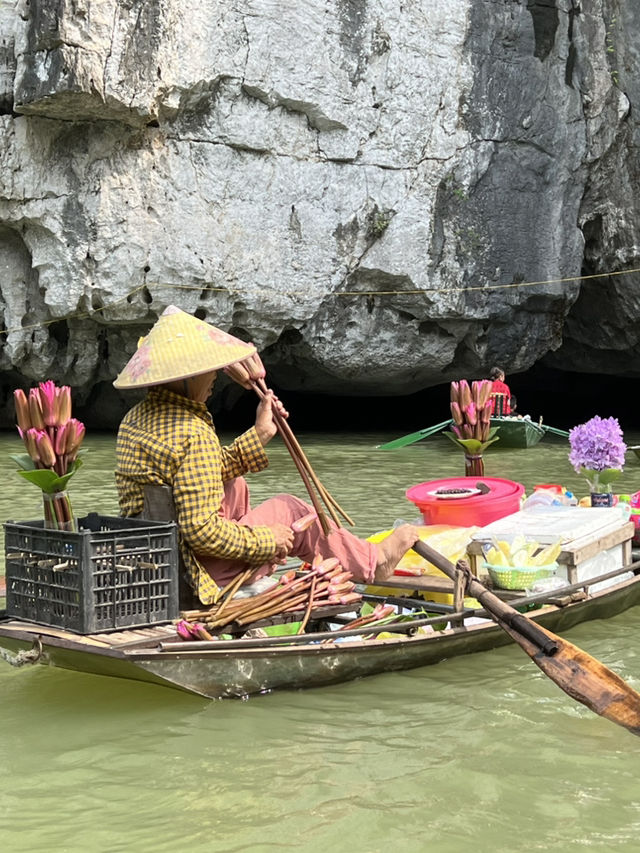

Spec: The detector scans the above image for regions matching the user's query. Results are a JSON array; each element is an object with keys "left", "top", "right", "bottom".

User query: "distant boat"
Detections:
[{"left": 378, "top": 418, "right": 569, "bottom": 450}]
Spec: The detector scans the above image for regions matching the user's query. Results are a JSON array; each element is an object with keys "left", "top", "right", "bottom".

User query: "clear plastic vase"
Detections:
[
  {"left": 464, "top": 453, "right": 485, "bottom": 477},
  {"left": 43, "top": 491, "right": 76, "bottom": 531}
]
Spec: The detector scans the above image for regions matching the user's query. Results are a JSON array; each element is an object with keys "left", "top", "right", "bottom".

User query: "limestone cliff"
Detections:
[{"left": 0, "top": 0, "right": 637, "bottom": 426}]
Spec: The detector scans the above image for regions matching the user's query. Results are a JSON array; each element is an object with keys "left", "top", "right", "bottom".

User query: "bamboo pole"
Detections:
[{"left": 254, "top": 378, "right": 355, "bottom": 527}]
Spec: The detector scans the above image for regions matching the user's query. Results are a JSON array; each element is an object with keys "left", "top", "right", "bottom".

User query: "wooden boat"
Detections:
[{"left": 1, "top": 560, "right": 639, "bottom": 699}]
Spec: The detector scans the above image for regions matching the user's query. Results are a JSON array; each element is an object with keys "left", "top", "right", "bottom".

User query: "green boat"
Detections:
[{"left": 378, "top": 418, "right": 568, "bottom": 450}]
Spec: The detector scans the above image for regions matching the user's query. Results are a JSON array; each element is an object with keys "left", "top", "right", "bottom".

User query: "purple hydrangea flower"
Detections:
[{"left": 568, "top": 416, "right": 627, "bottom": 482}]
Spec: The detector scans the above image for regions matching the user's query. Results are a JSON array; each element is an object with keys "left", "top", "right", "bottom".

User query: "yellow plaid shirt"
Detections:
[{"left": 115, "top": 387, "right": 276, "bottom": 604}]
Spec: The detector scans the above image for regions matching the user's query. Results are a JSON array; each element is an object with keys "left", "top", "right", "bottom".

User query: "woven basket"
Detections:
[{"left": 484, "top": 561, "right": 558, "bottom": 591}]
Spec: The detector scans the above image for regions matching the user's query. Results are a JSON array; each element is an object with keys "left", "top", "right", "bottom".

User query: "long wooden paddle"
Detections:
[
  {"left": 541, "top": 424, "right": 570, "bottom": 438},
  {"left": 377, "top": 419, "right": 452, "bottom": 450},
  {"left": 413, "top": 539, "right": 640, "bottom": 736}
]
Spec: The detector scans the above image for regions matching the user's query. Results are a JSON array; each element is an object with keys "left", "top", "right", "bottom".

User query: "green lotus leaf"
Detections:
[
  {"left": 9, "top": 453, "right": 37, "bottom": 471},
  {"left": 16, "top": 458, "right": 83, "bottom": 494},
  {"left": 443, "top": 432, "right": 501, "bottom": 453}
]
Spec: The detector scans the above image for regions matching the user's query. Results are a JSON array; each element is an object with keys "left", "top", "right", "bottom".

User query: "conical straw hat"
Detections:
[{"left": 113, "top": 305, "right": 256, "bottom": 389}]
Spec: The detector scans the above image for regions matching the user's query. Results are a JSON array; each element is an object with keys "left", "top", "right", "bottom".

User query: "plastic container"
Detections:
[
  {"left": 4, "top": 513, "right": 179, "bottom": 634},
  {"left": 406, "top": 477, "right": 525, "bottom": 527}
]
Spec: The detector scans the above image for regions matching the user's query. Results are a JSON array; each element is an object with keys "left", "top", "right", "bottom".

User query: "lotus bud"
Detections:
[
  {"left": 54, "top": 422, "right": 68, "bottom": 456},
  {"left": 245, "top": 348, "right": 266, "bottom": 381},
  {"left": 223, "top": 361, "right": 253, "bottom": 389},
  {"left": 465, "top": 402, "right": 477, "bottom": 426},
  {"left": 56, "top": 385, "right": 72, "bottom": 426},
  {"left": 451, "top": 425, "right": 462, "bottom": 438},
  {"left": 450, "top": 401, "right": 463, "bottom": 426},
  {"left": 291, "top": 512, "right": 317, "bottom": 533},
  {"left": 477, "top": 380, "right": 492, "bottom": 409},
  {"left": 38, "top": 380, "right": 58, "bottom": 427},
  {"left": 462, "top": 423, "right": 473, "bottom": 439},
  {"left": 65, "top": 419, "right": 86, "bottom": 456},
  {"left": 36, "top": 430, "right": 56, "bottom": 468},
  {"left": 480, "top": 402, "right": 492, "bottom": 425},
  {"left": 13, "top": 389, "right": 31, "bottom": 432},
  {"left": 471, "top": 381, "right": 482, "bottom": 405},
  {"left": 28, "top": 388, "right": 45, "bottom": 430},
  {"left": 24, "top": 428, "right": 41, "bottom": 463},
  {"left": 450, "top": 381, "right": 460, "bottom": 404},
  {"left": 459, "top": 380, "right": 472, "bottom": 409}
]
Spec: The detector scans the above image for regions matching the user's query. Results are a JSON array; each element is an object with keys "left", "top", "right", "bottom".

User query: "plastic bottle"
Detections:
[{"left": 522, "top": 491, "right": 562, "bottom": 510}]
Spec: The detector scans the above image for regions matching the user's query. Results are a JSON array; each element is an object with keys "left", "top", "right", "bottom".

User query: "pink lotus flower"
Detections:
[{"left": 11, "top": 381, "right": 86, "bottom": 532}]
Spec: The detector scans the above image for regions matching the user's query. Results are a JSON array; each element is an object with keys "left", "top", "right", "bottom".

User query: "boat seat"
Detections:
[
  {"left": 142, "top": 484, "right": 201, "bottom": 611},
  {"left": 490, "top": 392, "right": 508, "bottom": 417}
]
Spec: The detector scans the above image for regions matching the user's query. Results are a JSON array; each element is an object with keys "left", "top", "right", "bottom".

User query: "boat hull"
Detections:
[
  {"left": 1, "top": 573, "right": 640, "bottom": 699},
  {"left": 491, "top": 417, "right": 545, "bottom": 448}
]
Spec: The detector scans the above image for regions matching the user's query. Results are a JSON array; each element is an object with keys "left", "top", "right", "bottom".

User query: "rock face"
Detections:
[{"left": 0, "top": 0, "right": 637, "bottom": 427}]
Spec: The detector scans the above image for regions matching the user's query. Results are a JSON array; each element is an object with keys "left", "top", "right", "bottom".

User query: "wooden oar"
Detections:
[
  {"left": 413, "top": 539, "right": 640, "bottom": 736},
  {"left": 541, "top": 424, "right": 570, "bottom": 438},
  {"left": 377, "top": 419, "right": 452, "bottom": 450}
]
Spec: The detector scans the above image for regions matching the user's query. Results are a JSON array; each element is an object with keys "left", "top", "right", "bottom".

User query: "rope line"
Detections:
[{"left": 1, "top": 265, "right": 639, "bottom": 339}]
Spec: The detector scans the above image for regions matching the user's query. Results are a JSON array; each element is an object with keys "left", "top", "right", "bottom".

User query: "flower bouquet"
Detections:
[
  {"left": 568, "top": 415, "right": 626, "bottom": 506},
  {"left": 444, "top": 379, "right": 500, "bottom": 476},
  {"left": 11, "top": 381, "right": 86, "bottom": 530}
]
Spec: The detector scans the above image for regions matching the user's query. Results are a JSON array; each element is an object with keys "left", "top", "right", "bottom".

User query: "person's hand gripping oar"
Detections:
[{"left": 413, "top": 539, "right": 640, "bottom": 737}]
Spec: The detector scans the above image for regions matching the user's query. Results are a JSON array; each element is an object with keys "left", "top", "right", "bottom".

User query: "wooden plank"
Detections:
[
  {"left": 369, "top": 574, "right": 454, "bottom": 593},
  {"left": 559, "top": 523, "right": 634, "bottom": 567},
  {"left": 0, "top": 621, "right": 112, "bottom": 646},
  {"left": 94, "top": 626, "right": 176, "bottom": 645}
]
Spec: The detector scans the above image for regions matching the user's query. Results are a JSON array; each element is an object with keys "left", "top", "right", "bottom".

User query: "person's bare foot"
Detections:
[{"left": 374, "top": 524, "right": 421, "bottom": 581}]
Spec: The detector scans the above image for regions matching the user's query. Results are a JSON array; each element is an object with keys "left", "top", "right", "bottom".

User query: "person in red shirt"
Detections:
[{"left": 489, "top": 366, "right": 511, "bottom": 415}]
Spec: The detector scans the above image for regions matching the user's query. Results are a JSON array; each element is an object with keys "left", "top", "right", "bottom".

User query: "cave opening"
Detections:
[{"left": 214, "top": 363, "right": 640, "bottom": 435}]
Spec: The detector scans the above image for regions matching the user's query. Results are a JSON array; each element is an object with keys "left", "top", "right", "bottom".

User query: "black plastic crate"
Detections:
[{"left": 4, "top": 513, "right": 179, "bottom": 634}]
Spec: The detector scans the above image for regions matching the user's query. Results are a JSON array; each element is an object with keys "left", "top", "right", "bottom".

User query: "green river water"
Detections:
[{"left": 2, "top": 429, "right": 640, "bottom": 853}]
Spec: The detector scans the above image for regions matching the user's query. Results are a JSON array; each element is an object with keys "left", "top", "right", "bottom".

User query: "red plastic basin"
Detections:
[{"left": 406, "top": 477, "right": 525, "bottom": 528}]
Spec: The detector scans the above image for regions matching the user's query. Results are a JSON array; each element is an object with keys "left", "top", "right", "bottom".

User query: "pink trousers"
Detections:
[{"left": 196, "top": 478, "right": 378, "bottom": 587}]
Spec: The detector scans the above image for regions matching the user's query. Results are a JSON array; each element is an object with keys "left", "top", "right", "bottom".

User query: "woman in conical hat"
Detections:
[{"left": 114, "top": 306, "right": 419, "bottom": 605}]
